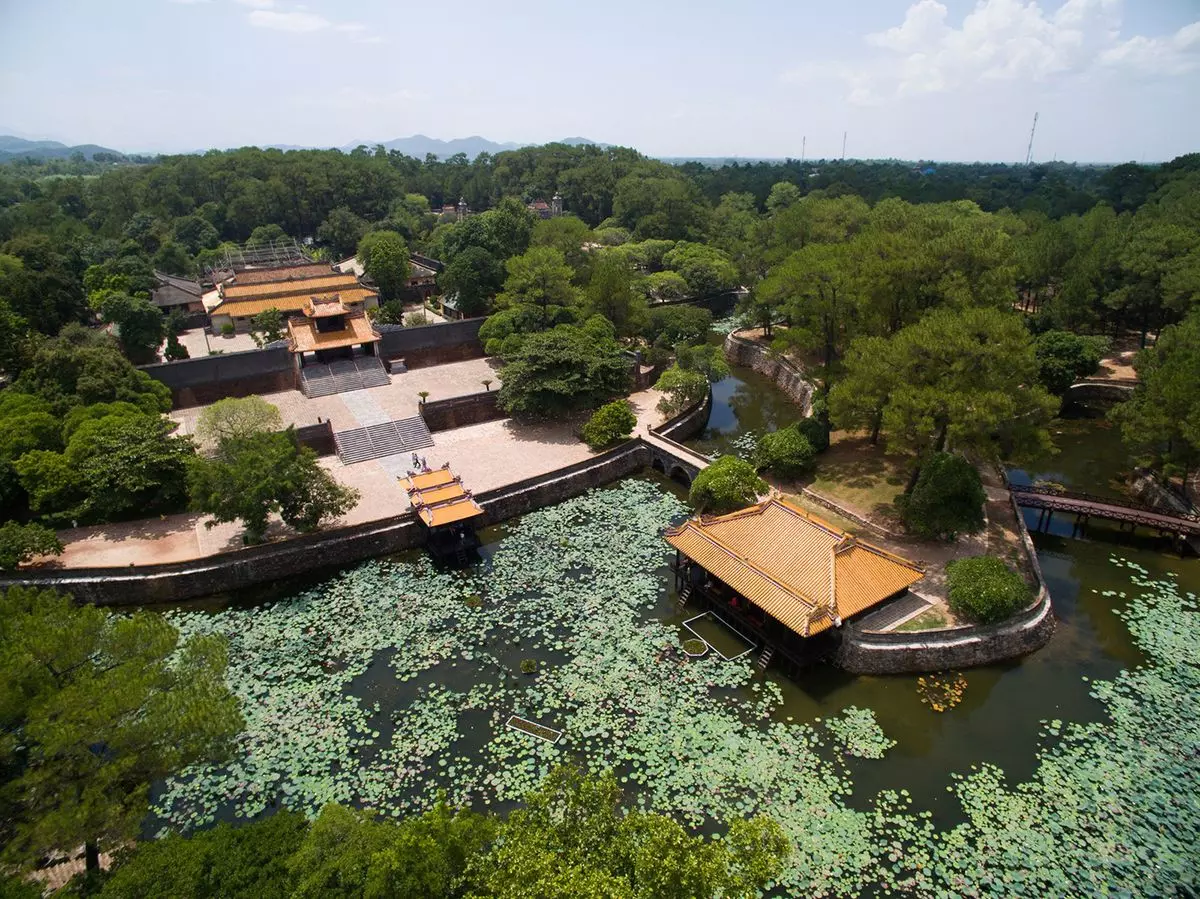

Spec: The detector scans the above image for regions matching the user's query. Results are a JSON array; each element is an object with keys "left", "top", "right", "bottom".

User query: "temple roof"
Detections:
[
  {"left": 665, "top": 498, "right": 923, "bottom": 637},
  {"left": 304, "top": 295, "right": 350, "bottom": 318},
  {"left": 402, "top": 466, "right": 485, "bottom": 528},
  {"left": 287, "top": 311, "right": 379, "bottom": 353},
  {"left": 209, "top": 269, "right": 377, "bottom": 318}
]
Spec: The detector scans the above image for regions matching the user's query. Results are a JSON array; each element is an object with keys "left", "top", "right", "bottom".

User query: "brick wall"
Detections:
[{"left": 419, "top": 392, "right": 503, "bottom": 432}]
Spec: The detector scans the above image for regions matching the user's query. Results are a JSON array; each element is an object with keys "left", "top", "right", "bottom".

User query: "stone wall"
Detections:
[
  {"left": 1063, "top": 381, "right": 1135, "bottom": 408},
  {"left": 377, "top": 318, "right": 484, "bottom": 369},
  {"left": 723, "top": 331, "right": 814, "bottom": 414},
  {"left": 0, "top": 440, "right": 656, "bottom": 607},
  {"left": 656, "top": 388, "right": 712, "bottom": 442},
  {"left": 295, "top": 420, "right": 335, "bottom": 456},
  {"left": 141, "top": 346, "right": 296, "bottom": 408},
  {"left": 837, "top": 493, "right": 1055, "bottom": 674},
  {"left": 419, "top": 391, "right": 503, "bottom": 432}
]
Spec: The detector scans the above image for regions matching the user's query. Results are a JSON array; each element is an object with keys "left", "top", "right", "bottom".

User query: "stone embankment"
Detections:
[{"left": 722, "top": 330, "right": 813, "bottom": 414}]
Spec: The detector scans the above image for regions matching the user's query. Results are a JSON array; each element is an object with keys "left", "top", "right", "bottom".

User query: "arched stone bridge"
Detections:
[
  {"left": 642, "top": 431, "right": 711, "bottom": 486},
  {"left": 1063, "top": 378, "right": 1136, "bottom": 405}
]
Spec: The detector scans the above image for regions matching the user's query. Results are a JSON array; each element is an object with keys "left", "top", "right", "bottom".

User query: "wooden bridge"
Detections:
[{"left": 1011, "top": 483, "right": 1200, "bottom": 538}]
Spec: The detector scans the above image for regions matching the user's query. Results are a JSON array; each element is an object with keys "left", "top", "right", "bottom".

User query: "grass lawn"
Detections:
[{"left": 798, "top": 432, "right": 915, "bottom": 524}]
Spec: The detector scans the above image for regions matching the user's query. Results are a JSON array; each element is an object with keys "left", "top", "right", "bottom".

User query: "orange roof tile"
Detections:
[
  {"left": 401, "top": 466, "right": 484, "bottom": 529},
  {"left": 287, "top": 312, "right": 379, "bottom": 353},
  {"left": 220, "top": 272, "right": 365, "bottom": 301},
  {"left": 230, "top": 264, "right": 333, "bottom": 285},
  {"left": 405, "top": 468, "right": 457, "bottom": 491},
  {"left": 214, "top": 287, "right": 379, "bottom": 318},
  {"left": 665, "top": 498, "right": 922, "bottom": 637}
]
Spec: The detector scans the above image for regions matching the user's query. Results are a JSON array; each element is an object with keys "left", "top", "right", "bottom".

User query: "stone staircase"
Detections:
[
  {"left": 300, "top": 357, "right": 390, "bottom": 397},
  {"left": 333, "top": 416, "right": 434, "bottom": 464}
]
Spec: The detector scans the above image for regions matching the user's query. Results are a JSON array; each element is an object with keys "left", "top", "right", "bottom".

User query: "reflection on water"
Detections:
[{"left": 688, "top": 364, "right": 804, "bottom": 457}]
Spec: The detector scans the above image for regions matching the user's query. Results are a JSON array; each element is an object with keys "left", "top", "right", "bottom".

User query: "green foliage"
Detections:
[
  {"left": 674, "top": 342, "right": 730, "bottom": 383},
  {"left": 371, "top": 300, "right": 405, "bottom": 325},
  {"left": 100, "top": 812, "right": 307, "bottom": 899},
  {"left": 0, "top": 521, "right": 62, "bottom": 570},
  {"left": 531, "top": 214, "right": 592, "bottom": 272},
  {"left": 15, "top": 411, "right": 194, "bottom": 525},
  {"left": 654, "top": 365, "right": 709, "bottom": 416},
  {"left": 584, "top": 250, "right": 646, "bottom": 336},
  {"left": 689, "top": 455, "right": 766, "bottom": 513},
  {"left": 220, "top": 322, "right": 235, "bottom": 337},
  {"left": 99, "top": 292, "right": 165, "bottom": 364},
  {"left": 316, "top": 206, "right": 370, "bottom": 259},
  {"left": 478, "top": 303, "right": 579, "bottom": 357},
  {"left": 1033, "top": 330, "right": 1109, "bottom": 394},
  {"left": 358, "top": 231, "right": 410, "bottom": 302},
  {"left": 1110, "top": 310, "right": 1200, "bottom": 476},
  {"left": 754, "top": 425, "right": 817, "bottom": 478},
  {"left": 247, "top": 224, "right": 288, "bottom": 247},
  {"left": 494, "top": 246, "right": 580, "bottom": 316},
  {"left": 0, "top": 587, "right": 242, "bottom": 874},
  {"left": 661, "top": 241, "right": 739, "bottom": 294},
  {"left": 13, "top": 336, "right": 171, "bottom": 416},
  {"left": 896, "top": 452, "right": 987, "bottom": 540},
  {"left": 613, "top": 172, "right": 708, "bottom": 240},
  {"left": 642, "top": 305, "right": 712, "bottom": 348},
  {"left": 637, "top": 270, "right": 690, "bottom": 302},
  {"left": 496, "top": 322, "right": 630, "bottom": 420},
  {"left": 195, "top": 396, "right": 282, "bottom": 448},
  {"left": 581, "top": 399, "right": 637, "bottom": 450},
  {"left": 438, "top": 245, "right": 504, "bottom": 316},
  {"left": 248, "top": 307, "right": 286, "bottom": 348},
  {"left": 830, "top": 308, "right": 1059, "bottom": 460},
  {"left": 164, "top": 332, "right": 189, "bottom": 361},
  {"left": 188, "top": 429, "right": 358, "bottom": 544},
  {"left": 946, "top": 555, "right": 1032, "bottom": 624}
]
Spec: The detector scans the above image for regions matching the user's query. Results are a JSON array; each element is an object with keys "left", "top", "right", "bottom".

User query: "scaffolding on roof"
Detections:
[{"left": 203, "top": 238, "right": 314, "bottom": 282}]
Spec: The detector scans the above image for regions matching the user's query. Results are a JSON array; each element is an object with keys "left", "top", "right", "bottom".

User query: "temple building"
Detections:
[
  {"left": 666, "top": 498, "right": 924, "bottom": 670},
  {"left": 286, "top": 294, "right": 381, "bottom": 366},
  {"left": 334, "top": 253, "right": 443, "bottom": 303},
  {"left": 402, "top": 466, "right": 485, "bottom": 564},
  {"left": 204, "top": 265, "right": 379, "bottom": 333}
]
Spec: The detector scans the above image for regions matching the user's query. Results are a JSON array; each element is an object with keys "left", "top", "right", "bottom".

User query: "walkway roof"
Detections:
[{"left": 665, "top": 498, "right": 923, "bottom": 636}]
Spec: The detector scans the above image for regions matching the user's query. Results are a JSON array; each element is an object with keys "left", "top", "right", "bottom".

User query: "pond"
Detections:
[{"left": 150, "top": 393, "right": 1200, "bottom": 895}]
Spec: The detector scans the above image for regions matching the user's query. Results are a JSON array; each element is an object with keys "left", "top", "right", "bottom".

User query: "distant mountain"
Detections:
[
  {"left": 0, "top": 135, "right": 124, "bottom": 161},
  {"left": 340, "top": 134, "right": 603, "bottom": 159}
]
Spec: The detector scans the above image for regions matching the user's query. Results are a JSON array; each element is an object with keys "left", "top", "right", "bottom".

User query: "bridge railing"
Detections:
[{"left": 1010, "top": 483, "right": 1200, "bottom": 522}]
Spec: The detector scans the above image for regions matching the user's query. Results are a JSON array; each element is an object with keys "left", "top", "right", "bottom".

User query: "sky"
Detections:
[{"left": 0, "top": 0, "right": 1197, "bottom": 162}]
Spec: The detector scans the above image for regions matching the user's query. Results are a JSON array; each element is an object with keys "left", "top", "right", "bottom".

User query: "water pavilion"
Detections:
[
  {"left": 666, "top": 498, "right": 924, "bottom": 671},
  {"left": 402, "top": 466, "right": 485, "bottom": 564}
]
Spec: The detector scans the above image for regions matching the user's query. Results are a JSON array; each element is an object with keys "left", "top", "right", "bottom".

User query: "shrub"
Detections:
[
  {"left": 220, "top": 322, "right": 235, "bottom": 337},
  {"left": 947, "top": 556, "right": 1032, "bottom": 624},
  {"left": 581, "top": 400, "right": 637, "bottom": 450},
  {"left": 897, "top": 453, "right": 986, "bottom": 541},
  {"left": 689, "top": 456, "right": 766, "bottom": 514},
  {"left": 655, "top": 366, "right": 708, "bottom": 416},
  {"left": 0, "top": 521, "right": 63, "bottom": 570},
  {"left": 754, "top": 426, "right": 816, "bottom": 478}
]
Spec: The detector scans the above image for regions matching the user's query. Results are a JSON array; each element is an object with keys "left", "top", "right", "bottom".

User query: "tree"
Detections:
[
  {"left": 830, "top": 308, "right": 1059, "bottom": 477},
  {"left": 947, "top": 556, "right": 1032, "bottom": 623},
  {"left": 642, "top": 305, "right": 712, "bottom": 347},
  {"left": 584, "top": 251, "right": 646, "bottom": 337},
  {"left": 494, "top": 247, "right": 581, "bottom": 323},
  {"left": 655, "top": 365, "right": 709, "bottom": 415},
  {"left": 98, "top": 811, "right": 307, "bottom": 899},
  {"left": 163, "top": 332, "right": 189, "bottom": 361},
  {"left": 248, "top": 307, "right": 287, "bottom": 348},
  {"left": 1034, "top": 330, "right": 1109, "bottom": 394},
  {"left": 688, "top": 456, "right": 766, "bottom": 514},
  {"left": 0, "top": 299, "right": 30, "bottom": 375},
  {"left": 1110, "top": 309, "right": 1200, "bottom": 479},
  {"left": 172, "top": 215, "right": 220, "bottom": 256},
  {"left": 637, "top": 270, "right": 690, "bottom": 302},
  {"left": 438, "top": 245, "right": 504, "bottom": 316},
  {"left": 675, "top": 343, "right": 730, "bottom": 383},
  {"left": 661, "top": 242, "right": 739, "bottom": 294},
  {"left": 359, "top": 231, "right": 410, "bottom": 302},
  {"left": 99, "top": 293, "right": 166, "bottom": 364},
  {"left": 0, "top": 587, "right": 242, "bottom": 876},
  {"left": 317, "top": 206, "right": 370, "bottom": 259},
  {"left": 16, "top": 411, "right": 194, "bottom": 525},
  {"left": 247, "top": 224, "right": 288, "bottom": 247},
  {"left": 0, "top": 522, "right": 62, "bottom": 570},
  {"left": 496, "top": 322, "right": 630, "bottom": 419},
  {"left": 754, "top": 425, "right": 816, "bottom": 479},
  {"left": 531, "top": 214, "right": 591, "bottom": 273},
  {"left": 766, "top": 181, "right": 803, "bottom": 215},
  {"left": 153, "top": 242, "right": 194, "bottom": 277},
  {"left": 188, "top": 430, "right": 359, "bottom": 544},
  {"left": 896, "top": 452, "right": 986, "bottom": 540},
  {"left": 195, "top": 396, "right": 282, "bottom": 448},
  {"left": 613, "top": 172, "right": 708, "bottom": 240},
  {"left": 581, "top": 400, "right": 638, "bottom": 449}
]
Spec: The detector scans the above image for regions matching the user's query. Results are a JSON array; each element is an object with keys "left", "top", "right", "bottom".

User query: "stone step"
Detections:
[
  {"left": 300, "top": 357, "right": 391, "bottom": 397},
  {"left": 333, "top": 415, "right": 434, "bottom": 464}
]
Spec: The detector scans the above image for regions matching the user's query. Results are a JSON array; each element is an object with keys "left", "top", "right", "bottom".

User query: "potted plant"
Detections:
[
  {"left": 417, "top": 391, "right": 430, "bottom": 406},
  {"left": 482, "top": 379, "right": 493, "bottom": 392},
  {"left": 220, "top": 322, "right": 235, "bottom": 339}
]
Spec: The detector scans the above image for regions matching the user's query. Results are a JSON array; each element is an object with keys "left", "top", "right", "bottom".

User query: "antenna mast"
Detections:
[
  {"left": 801, "top": 135, "right": 806, "bottom": 162},
  {"left": 1024, "top": 112, "right": 1039, "bottom": 165},
  {"left": 841, "top": 131, "right": 847, "bottom": 161}
]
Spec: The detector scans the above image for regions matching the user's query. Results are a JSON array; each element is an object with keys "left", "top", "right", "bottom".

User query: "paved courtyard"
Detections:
[{"left": 52, "top": 378, "right": 667, "bottom": 568}]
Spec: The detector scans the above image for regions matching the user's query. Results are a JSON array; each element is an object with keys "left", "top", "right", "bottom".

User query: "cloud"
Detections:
[
  {"left": 783, "top": 0, "right": 1199, "bottom": 104},
  {"left": 169, "top": 0, "right": 213, "bottom": 5},
  {"left": 248, "top": 8, "right": 329, "bottom": 31},
  {"left": 234, "top": 0, "right": 275, "bottom": 7}
]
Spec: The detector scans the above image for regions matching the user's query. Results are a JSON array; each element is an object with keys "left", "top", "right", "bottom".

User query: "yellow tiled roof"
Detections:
[
  {"left": 287, "top": 312, "right": 379, "bottom": 353},
  {"left": 213, "top": 287, "right": 379, "bottom": 319},
  {"left": 221, "top": 272, "right": 359, "bottom": 300},
  {"left": 231, "top": 264, "right": 334, "bottom": 285},
  {"left": 401, "top": 467, "right": 485, "bottom": 529},
  {"left": 665, "top": 498, "right": 923, "bottom": 637}
]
